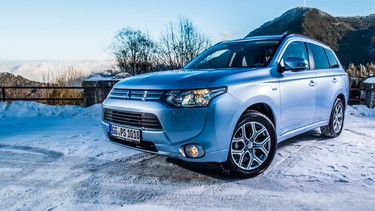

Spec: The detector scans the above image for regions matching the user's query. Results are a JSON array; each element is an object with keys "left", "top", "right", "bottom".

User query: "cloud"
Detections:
[
  {"left": 0, "top": 60, "right": 116, "bottom": 82},
  {"left": 221, "top": 30, "right": 233, "bottom": 40}
]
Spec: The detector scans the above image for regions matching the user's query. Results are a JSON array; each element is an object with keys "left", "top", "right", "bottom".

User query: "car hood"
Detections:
[{"left": 114, "top": 69, "right": 238, "bottom": 90}]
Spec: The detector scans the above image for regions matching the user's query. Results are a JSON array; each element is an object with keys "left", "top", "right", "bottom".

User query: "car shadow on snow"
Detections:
[
  {"left": 164, "top": 157, "right": 240, "bottom": 181},
  {"left": 70, "top": 129, "right": 329, "bottom": 206},
  {"left": 276, "top": 128, "right": 323, "bottom": 149},
  {"left": 167, "top": 129, "right": 324, "bottom": 180}
]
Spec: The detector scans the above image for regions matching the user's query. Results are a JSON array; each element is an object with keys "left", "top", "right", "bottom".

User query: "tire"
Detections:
[
  {"left": 321, "top": 98, "right": 345, "bottom": 138},
  {"left": 224, "top": 110, "right": 277, "bottom": 178}
]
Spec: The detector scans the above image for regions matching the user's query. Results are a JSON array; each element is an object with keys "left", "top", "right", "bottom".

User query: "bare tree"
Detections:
[
  {"left": 159, "top": 17, "right": 211, "bottom": 69},
  {"left": 110, "top": 28, "right": 157, "bottom": 75},
  {"left": 49, "top": 67, "right": 85, "bottom": 105}
]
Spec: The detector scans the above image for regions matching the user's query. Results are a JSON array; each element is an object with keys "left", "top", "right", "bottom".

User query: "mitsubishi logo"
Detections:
[{"left": 123, "top": 90, "right": 130, "bottom": 99}]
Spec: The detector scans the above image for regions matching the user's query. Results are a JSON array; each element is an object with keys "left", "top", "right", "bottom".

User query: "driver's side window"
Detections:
[{"left": 282, "top": 41, "right": 310, "bottom": 69}]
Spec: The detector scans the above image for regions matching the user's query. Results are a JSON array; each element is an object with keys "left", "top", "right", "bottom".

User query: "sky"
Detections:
[{"left": 0, "top": 0, "right": 374, "bottom": 61}]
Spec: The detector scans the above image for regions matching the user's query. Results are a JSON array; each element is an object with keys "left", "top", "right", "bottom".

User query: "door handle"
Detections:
[
  {"left": 332, "top": 78, "right": 338, "bottom": 83},
  {"left": 309, "top": 80, "right": 317, "bottom": 87}
]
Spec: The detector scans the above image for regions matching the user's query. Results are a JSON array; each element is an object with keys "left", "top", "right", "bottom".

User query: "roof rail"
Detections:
[{"left": 281, "top": 31, "right": 290, "bottom": 39}]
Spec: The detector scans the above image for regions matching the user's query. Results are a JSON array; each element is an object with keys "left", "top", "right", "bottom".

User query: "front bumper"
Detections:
[{"left": 102, "top": 93, "right": 245, "bottom": 163}]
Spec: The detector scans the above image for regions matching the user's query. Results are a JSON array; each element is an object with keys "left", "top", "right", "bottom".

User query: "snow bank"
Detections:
[
  {"left": 85, "top": 75, "right": 114, "bottom": 81},
  {"left": 0, "top": 101, "right": 101, "bottom": 119},
  {"left": 347, "top": 105, "right": 375, "bottom": 118},
  {"left": 364, "top": 77, "right": 375, "bottom": 84}
]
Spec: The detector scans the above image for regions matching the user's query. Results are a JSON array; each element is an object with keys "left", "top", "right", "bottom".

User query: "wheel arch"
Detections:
[
  {"left": 336, "top": 93, "right": 346, "bottom": 110},
  {"left": 241, "top": 103, "right": 276, "bottom": 126}
]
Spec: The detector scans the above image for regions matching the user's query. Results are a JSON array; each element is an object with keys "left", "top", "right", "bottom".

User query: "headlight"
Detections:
[{"left": 164, "top": 87, "right": 227, "bottom": 107}]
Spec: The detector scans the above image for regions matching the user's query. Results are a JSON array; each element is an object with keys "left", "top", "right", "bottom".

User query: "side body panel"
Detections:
[
  {"left": 313, "top": 69, "right": 348, "bottom": 122},
  {"left": 278, "top": 70, "right": 317, "bottom": 135}
]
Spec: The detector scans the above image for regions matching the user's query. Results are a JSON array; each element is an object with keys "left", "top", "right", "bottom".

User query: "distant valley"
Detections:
[{"left": 0, "top": 60, "right": 116, "bottom": 82}]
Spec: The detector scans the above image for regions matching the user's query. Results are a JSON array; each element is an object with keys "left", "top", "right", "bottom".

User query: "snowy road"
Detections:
[{"left": 0, "top": 102, "right": 374, "bottom": 210}]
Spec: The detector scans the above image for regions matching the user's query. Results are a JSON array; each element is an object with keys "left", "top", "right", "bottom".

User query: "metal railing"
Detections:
[{"left": 0, "top": 86, "right": 85, "bottom": 102}]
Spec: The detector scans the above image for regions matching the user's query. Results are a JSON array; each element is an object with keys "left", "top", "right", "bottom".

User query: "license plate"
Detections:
[{"left": 110, "top": 124, "right": 141, "bottom": 143}]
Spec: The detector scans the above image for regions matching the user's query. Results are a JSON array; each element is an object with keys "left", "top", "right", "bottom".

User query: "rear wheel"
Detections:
[
  {"left": 321, "top": 98, "right": 345, "bottom": 138},
  {"left": 224, "top": 110, "right": 276, "bottom": 178}
]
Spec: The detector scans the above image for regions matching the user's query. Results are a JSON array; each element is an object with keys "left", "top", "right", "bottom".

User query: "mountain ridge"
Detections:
[
  {"left": 247, "top": 7, "right": 375, "bottom": 68},
  {"left": 0, "top": 72, "right": 45, "bottom": 87}
]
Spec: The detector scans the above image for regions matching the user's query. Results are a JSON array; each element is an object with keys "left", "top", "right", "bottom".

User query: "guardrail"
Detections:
[{"left": 0, "top": 86, "right": 85, "bottom": 102}]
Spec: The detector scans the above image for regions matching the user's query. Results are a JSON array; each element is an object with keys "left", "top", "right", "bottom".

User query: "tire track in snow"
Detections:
[
  {"left": 0, "top": 145, "right": 65, "bottom": 210},
  {"left": 345, "top": 128, "right": 375, "bottom": 139},
  {"left": 265, "top": 133, "right": 323, "bottom": 178},
  {"left": 69, "top": 132, "right": 324, "bottom": 208},
  {"left": 70, "top": 153, "right": 299, "bottom": 209},
  {"left": 72, "top": 155, "right": 226, "bottom": 204},
  {"left": 1, "top": 129, "right": 373, "bottom": 210}
]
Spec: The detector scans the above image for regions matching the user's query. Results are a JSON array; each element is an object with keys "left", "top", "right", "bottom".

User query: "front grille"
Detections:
[
  {"left": 104, "top": 109, "right": 163, "bottom": 130},
  {"left": 110, "top": 136, "right": 158, "bottom": 152},
  {"left": 109, "top": 89, "right": 163, "bottom": 101}
]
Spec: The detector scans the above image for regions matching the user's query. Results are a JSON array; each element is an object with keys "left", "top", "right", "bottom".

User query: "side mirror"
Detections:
[{"left": 278, "top": 57, "right": 308, "bottom": 73}]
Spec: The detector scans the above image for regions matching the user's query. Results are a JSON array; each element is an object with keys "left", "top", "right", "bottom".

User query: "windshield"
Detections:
[{"left": 184, "top": 40, "right": 280, "bottom": 69}]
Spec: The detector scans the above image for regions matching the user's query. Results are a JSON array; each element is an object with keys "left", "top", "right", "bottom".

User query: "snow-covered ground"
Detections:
[{"left": 0, "top": 101, "right": 374, "bottom": 210}]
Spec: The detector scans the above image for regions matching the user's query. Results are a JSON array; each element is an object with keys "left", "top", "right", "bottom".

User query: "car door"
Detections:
[
  {"left": 278, "top": 41, "right": 317, "bottom": 135},
  {"left": 307, "top": 43, "right": 343, "bottom": 123}
]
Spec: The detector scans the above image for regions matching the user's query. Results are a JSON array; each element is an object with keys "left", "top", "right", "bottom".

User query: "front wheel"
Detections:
[
  {"left": 224, "top": 110, "right": 277, "bottom": 178},
  {"left": 321, "top": 98, "right": 345, "bottom": 138}
]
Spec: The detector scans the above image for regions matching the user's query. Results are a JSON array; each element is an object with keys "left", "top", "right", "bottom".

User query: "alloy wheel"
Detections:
[
  {"left": 333, "top": 103, "right": 343, "bottom": 133},
  {"left": 230, "top": 121, "right": 271, "bottom": 170}
]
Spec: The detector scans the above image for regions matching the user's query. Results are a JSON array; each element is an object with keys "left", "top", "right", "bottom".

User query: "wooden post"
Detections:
[
  {"left": 363, "top": 78, "right": 375, "bottom": 108},
  {"left": 81, "top": 80, "right": 119, "bottom": 107},
  {"left": 1, "top": 87, "right": 5, "bottom": 101}
]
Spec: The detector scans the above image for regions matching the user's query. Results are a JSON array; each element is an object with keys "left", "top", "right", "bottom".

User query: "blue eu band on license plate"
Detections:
[{"left": 110, "top": 124, "right": 141, "bottom": 143}]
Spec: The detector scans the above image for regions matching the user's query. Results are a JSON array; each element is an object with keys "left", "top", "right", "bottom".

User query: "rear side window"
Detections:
[
  {"left": 325, "top": 49, "right": 339, "bottom": 68},
  {"left": 308, "top": 43, "right": 330, "bottom": 69}
]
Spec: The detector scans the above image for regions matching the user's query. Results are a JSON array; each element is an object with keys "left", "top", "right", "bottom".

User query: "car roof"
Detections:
[
  {"left": 222, "top": 35, "right": 284, "bottom": 44},
  {"left": 220, "top": 34, "right": 331, "bottom": 50}
]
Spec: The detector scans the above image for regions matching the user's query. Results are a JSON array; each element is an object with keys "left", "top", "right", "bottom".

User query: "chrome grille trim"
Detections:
[
  {"left": 104, "top": 109, "right": 163, "bottom": 130},
  {"left": 109, "top": 89, "right": 163, "bottom": 101}
]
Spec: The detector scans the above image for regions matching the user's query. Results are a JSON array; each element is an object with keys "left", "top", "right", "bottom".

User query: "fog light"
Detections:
[{"left": 184, "top": 144, "right": 205, "bottom": 158}]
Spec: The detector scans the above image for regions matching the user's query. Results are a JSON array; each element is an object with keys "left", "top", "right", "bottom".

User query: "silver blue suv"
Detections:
[{"left": 102, "top": 34, "right": 349, "bottom": 178}]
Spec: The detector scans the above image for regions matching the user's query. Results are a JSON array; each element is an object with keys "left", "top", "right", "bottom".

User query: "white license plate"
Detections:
[{"left": 110, "top": 124, "right": 141, "bottom": 143}]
